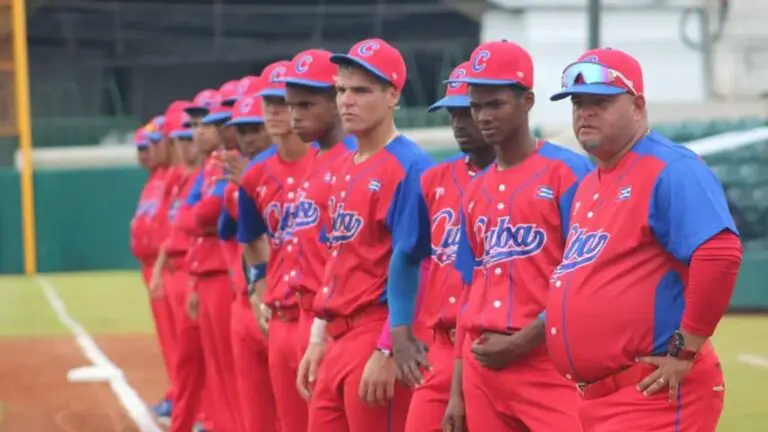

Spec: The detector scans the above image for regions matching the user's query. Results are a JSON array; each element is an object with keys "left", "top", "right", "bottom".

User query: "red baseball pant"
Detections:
[
  {"left": 141, "top": 264, "right": 177, "bottom": 402},
  {"left": 462, "top": 337, "right": 582, "bottom": 431},
  {"left": 268, "top": 313, "right": 309, "bottom": 432},
  {"left": 404, "top": 330, "right": 454, "bottom": 432},
  {"left": 231, "top": 295, "right": 280, "bottom": 432},
  {"left": 166, "top": 268, "right": 206, "bottom": 432},
  {"left": 308, "top": 307, "right": 412, "bottom": 432},
  {"left": 296, "top": 307, "right": 314, "bottom": 363},
  {"left": 194, "top": 272, "right": 242, "bottom": 432},
  {"left": 578, "top": 348, "right": 725, "bottom": 432}
]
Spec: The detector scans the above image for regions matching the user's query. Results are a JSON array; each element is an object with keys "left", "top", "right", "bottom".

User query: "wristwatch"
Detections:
[{"left": 668, "top": 330, "right": 698, "bottom": 361}]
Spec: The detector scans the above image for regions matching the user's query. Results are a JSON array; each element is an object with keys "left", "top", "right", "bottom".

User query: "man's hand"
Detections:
[
  {"left": 249, "top": 292, "right": 270, "bottom": 335},
  {"left": 148, "top": 269, "right": 164, "bottom": 298},
  {"left": 213, "top": 150, "right": 248, "bottom": 185},
  {"left": 636, "top": 356, "right": 694, "bottom": 402},
  {"left": 441, "top": 360, "right": 466, "bottom": 432},
  {"left": 187, "top": 292, "right": 199, "bottom": 320},
  {"left": 296, "top": 341, "right": 327, "bottom": 400},
  {"left": 470, "top": 320, "right": 545, "bottom": 370},
  {"left": 359, "top": 349, "right": 397, "bottom": 406},
  {"left": 391, "top": 325, "right": 430, "bottom": 387}
]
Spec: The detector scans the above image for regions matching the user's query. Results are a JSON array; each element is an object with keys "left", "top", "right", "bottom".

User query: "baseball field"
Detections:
[{"left": 1, "top": 271, "right": 767, "bottom": 432}]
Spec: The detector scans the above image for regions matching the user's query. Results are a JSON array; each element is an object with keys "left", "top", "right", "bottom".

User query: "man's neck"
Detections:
[
  {"left": 276, "top": 133, "right": 308, "bottom": 161},
  {"left": 467, "top": 145, "right": 495, "bottom": 170},
  {"left": 495, "top": 124, "right": 536, "bottom": 170},
  {"left": 317, "top": 122, "right": 346, "bottom": 154},
  {"left": 356, "top": 119, "right": 397, "bottom": 159},
  {"left": 596, "top": 125, "right": 648, "bottom": 170}
]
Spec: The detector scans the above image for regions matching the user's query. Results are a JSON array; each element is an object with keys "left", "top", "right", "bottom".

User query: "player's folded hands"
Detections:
[
  {"left": 212, "top": 149, "right": 248, "bottom": 185},
  {"left": 471, "top": 320, "right": 545, "bottom": 370},
  {"left": 635, "top": 355, "right": 694, "bottom": 402},
  {"left": 391, "top": 326, "right": 431, "bottom": 387}
]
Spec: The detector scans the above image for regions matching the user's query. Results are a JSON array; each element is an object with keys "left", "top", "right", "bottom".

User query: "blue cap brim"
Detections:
[
  {"left": 226, "top": 116, "right": 265, "bottom": 126},
  {"left": 427, "top": 95, "right": 470, "bottom": 113},
  {"left": 285, "top": 78, "right": 334, "bottom": 89},
  {"left": 330, "top": 54, "right": 391, "bottom": 85},
  {"left": 184, "top": 107, "right": 209, "bottom": 116},
  {"left": 446, "top": 77, "right": 521, "bottom": 86},
  {"left": 550, "top": 84, "right": 628, "bottom": 101},
  {"left": 258, "top": 88, "right": 286, "bottom": 98},
  {"left": 201, "top": 111, "right": 232, "bottom": 124},
  {"left": 148, "top": 132, "right": 162, "bottom": 142},
  {"left": 170, "top": 130, "right": 193, "bottom": 139},
  {"left": 136, "top": 142, "right": 150, "bottom": 149}
]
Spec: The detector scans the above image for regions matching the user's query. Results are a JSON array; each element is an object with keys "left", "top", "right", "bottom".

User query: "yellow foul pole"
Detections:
[{"left": 11, "top": 0, "right": 38, "bottom": 275}]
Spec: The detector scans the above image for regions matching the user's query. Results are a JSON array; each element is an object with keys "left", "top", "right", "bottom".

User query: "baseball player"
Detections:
[
  {"left": 147, "top": 103, "right": 209, "bottom": 432},
  {"left": 279, "top": 48, "right": 358, "bottom": 399},
  {"left": 237, "top": 59, "right": 316, "bottom": 432},
  {"left": 183, "top": 88, "right": 243, "bottom": 432},
  {"left": 546, "top": 48, "right": 742, "bottom": 431},
  {"left": 386, "top": 61, "right": 495, "bottom": 432},
  {"left": 443, "top": 41, "right": 593, "bottom": 432},
  {"left": 306, "top": 38, "right": 432, "bottom": 432},
  {"left": 219, "top": 90, "right": 281, "bottom": 432}
]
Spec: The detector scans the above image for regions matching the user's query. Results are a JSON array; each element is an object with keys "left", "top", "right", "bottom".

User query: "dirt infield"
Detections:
[{"left": 0, "top": 335, "right": 167, "bottom": 432}]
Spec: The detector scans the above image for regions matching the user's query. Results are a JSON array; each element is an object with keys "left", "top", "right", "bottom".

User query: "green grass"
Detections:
[{"left": 0, "top": 272, "right": 767, "bottom": 429}]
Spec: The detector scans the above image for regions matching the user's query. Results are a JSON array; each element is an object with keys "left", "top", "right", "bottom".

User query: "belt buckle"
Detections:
[
  {"left": 448, "top": 329, "right": 456, "bottom": 344},
  {"left": 576, "top": 382, "right": 587, "bottom": 396}
]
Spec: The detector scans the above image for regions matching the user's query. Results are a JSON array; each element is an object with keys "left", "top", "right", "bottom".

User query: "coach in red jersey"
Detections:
[
  {"left": 303, "top": 38, "right": 432, "bottom": 432},
  {"left": 444, "top": 41, "right": 593, "bottom": 432},
  {"left": 547, "top": 48, "right": 742, "bottom": 431},
  {"left": 387, "top": 61, "right": 495, "bottom": 432}
]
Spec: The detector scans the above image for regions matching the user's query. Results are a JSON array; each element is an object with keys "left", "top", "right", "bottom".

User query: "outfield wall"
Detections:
[{"left": 0, "top": 165, "right": 766, "bottom": 310}]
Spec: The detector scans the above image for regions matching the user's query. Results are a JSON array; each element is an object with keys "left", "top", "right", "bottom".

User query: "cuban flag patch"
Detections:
[
  {"left": 535, "top": 185, "right": 554, "bottom": 200},
  {"left": 368, "top": 179, "right": 381, "bottom": 192},
  {"left": 617, "top": 186, "right": 632, "bottom": 201}
]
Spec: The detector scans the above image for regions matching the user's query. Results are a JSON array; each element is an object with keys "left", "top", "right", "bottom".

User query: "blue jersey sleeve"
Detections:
[
  {"left": 236, "top": 186, "right": 268, "bottom": 243},
  {"left": 649, "top": 157, "right": 738, "bottom": 262},
  {"left": 385, "top": 158, "right": 433, "bottom": 257},
  {"left": 210, "top": 179, "right": 228, "bottom": 198},
  {"left": 455, "top": 210, "right": 477, "bottom": 285},
  {"left": 185, "top": 172, "right": 204, "bottom": 206},
  {"left": 218, "top": 209, "right": 238, "bottom": 240},
  {"left": 386, "top": 248, "right": 423, "bottom": 327}
]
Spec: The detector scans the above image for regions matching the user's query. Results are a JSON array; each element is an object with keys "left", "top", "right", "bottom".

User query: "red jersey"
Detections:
[
  {"left": 313, "top": 135, "right": 432, "bottom": 319},
  {"left": 455, "top": 142, "right": 592, "bottom": 334},
  {"left": 283, "top": 137, "right": 357, "bottom": 305},
  {"left": 186, "top": 156, "right": 229, "bottom": 275},
  {"left": 164, "top": 168, "right": 201, "bottom": 266},
  {"left": 220, "top": 179, "right": 246, "bottom": 292},
  {"left": 545, "top": 132, "right": 737, "bottom": 383},
  {"left": 237, "top": 146, "right": 317, "bottom": 308},
  {"left": 416, "top": 154, "right": 480, "bottom": 329},
  {"left": 130, "top": 168, "right": 167, "bottom": 265}
]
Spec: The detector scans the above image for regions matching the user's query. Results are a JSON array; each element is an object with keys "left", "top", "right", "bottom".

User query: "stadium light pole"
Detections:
[
  {"left": 11, "top": 0, "right": 38, "bottom": 275},
  {"left": 588, "top": 0, "right": 601, "bottom": 49}
]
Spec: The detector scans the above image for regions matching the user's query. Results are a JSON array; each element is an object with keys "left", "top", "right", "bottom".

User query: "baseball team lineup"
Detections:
[{"left": 129, "top": 36, "right": 744, "bottom": 432}]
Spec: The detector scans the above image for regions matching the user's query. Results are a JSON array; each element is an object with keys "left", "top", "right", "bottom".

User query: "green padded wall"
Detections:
[
  {"left": 33, "top": 167, "right": 147, "bottom": 272},
  {"left": 0, "top": 170, "right": 23, "bottom": 273}
]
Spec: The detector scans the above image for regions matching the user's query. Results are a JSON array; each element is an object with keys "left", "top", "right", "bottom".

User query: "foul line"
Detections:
[
  {"left": 37, "top": 277, "right": 162, "bottom": 432},
  {"left": 738, "top": 354, "right": 768, "bottom": 368}
]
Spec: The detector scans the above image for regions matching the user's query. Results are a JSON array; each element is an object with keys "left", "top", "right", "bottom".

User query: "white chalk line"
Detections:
[
  {"left": 737, "top": 353, "right": 768, "bottom": 368},
  {"left": 37, "top": 277, "right": 162, "bottom": 432}
]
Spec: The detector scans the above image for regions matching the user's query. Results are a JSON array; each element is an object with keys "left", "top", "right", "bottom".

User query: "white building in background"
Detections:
[{"left": 478, "top": 0, "right": 768, "bottom": 129}]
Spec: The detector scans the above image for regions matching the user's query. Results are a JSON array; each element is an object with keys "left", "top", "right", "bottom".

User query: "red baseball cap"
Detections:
[
  {"left": 233, "top": 75, "right": 261, "bottom": 101},
  {"left": 201, "top": 92, "right": 234, "bottom": 125},
  {"left": 227, "top": 94, "right": 265, "bottom": 126},
  {"left": 219, "top": 80, "right": 240, "bottom": 107},
  {"left": 285, "top": 49, "right": 336, "bottom": 89},
  {"left": 330, "top": 38, "right": 407, "bottom": 91},
  {"left": 166, "top": 109, "right": 193, "bottom": 140},
  {"left": 550, "top": 48, "right": 644, "bottom": 101},
  {"left": 451, "top": 40, "right": 533, "bottom": 89},
  {"left": 134, "top": 127, "right": 150, "bottom": 149},
  {"left": 258, "top": 61, "right": 291, "bottom": 98},
  {"left": 144, "top": 115, "right": 164, "bottom": 142},
  {"left": 163, "top": 100, "right": 193, "bottom": 137},
  {"left": 428, "top": 61, "right": 471, "bottom": 113},
  {"left": 185, "top": 89, "right": 218, "bottom": 116}
]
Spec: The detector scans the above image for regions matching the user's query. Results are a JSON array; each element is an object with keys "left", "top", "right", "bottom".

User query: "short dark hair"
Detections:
[{"left": 286, "top": 83, "right": 336, "bottom": 99}]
